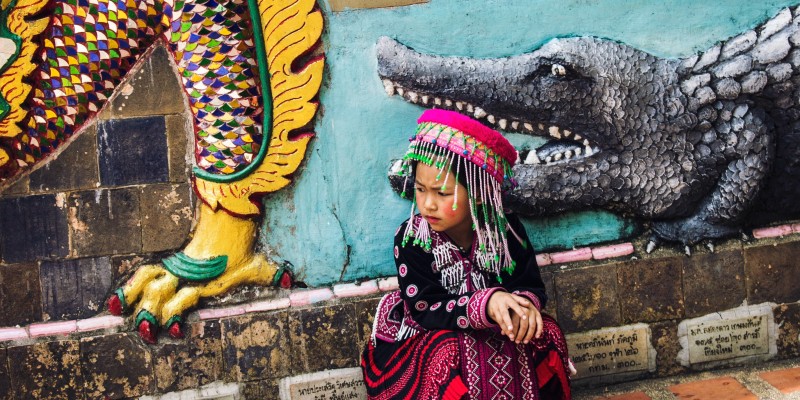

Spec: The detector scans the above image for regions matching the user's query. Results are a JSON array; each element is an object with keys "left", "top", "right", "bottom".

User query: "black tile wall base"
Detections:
[
  {"left": 98, "top": 116, "right": 169, "bottom": 186},
  {"left": 80, "top": 333, "right": 156, "bottom": 399},
  {"left": 0, "top": 263, "right": 42, "bottom": 326},
  {"left": 69, "top": 188, "right": 143, "bottom": 257},
  {"left": 0, "top": 194, "right": 69, "bottom": 263},
  {"left": 40, "top": 257, "right": 113, "bottom": 320},
  {"left": 7, "top": 341, "right": 82, "bottom": 400}
]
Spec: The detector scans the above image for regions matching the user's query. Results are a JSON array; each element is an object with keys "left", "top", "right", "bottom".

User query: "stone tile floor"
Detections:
[{"left": 574, "top": 358, "right": 800, "bottom": 399}]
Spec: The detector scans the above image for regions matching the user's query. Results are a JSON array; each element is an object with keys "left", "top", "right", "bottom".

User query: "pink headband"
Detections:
[{"left": 410, "top": 109, "right": 517, "bottom": 185}]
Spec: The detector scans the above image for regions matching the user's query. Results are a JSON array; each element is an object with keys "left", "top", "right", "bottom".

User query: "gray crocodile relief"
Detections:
[{"left": 378, "top": 6, "right": 800, "bottom": 247}]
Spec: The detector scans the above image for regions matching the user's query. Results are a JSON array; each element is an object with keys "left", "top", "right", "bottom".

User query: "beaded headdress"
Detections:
[{"left": 400, "top": 109, "right": 520, "bottom": 275}]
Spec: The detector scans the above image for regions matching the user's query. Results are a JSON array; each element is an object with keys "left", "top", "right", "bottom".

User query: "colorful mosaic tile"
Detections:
[
  {"left": 2, "top": 0, "right": 164, "bottom": 175},
  {"left": 167, "top": 0, "right": 263, "bottom": 175}
]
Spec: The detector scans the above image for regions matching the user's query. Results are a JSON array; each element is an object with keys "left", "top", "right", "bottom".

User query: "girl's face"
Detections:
[{"left": 414, "top": 162, "right": 472, "bottom": 240}]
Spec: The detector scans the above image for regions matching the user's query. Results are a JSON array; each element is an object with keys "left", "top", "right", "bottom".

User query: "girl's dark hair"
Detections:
[{"left": 408, "top": 159, "right": 470, "bottom": 192}]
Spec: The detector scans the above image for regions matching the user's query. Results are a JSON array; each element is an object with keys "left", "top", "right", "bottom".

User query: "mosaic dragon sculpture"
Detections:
[
  {"left": 379, "top": 6, "right": 800, "bottom": 249},
  {"left": 0, "top": 0, "right": 323, "bottom": 342}
]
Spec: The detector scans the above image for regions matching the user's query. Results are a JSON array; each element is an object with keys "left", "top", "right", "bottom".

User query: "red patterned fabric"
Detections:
[
  {"left": 362, "top": 330, "right": 466, "bottom": 400},
  {"left": 362, "top": 315, "right": 571, "bottom": 400}
]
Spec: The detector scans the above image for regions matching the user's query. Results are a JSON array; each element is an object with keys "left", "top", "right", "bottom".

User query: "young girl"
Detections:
[{"left": 361, "top": 109, "right": 573, "bottom": 400}]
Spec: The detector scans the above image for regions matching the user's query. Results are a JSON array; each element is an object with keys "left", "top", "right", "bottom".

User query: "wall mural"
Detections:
[
  {"left": 380, "top": 6, "right": 800, "bottom": 251},
  {"left": 0, "top": 0, "right": 324, "bottom": 343}
]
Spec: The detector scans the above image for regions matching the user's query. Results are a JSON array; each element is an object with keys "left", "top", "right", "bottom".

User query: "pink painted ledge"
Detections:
[
  {"left": 592, "top": 243, "right": 635, "bottom": 260},
  {"left": 243, "top": 297, "right": 291, "bottom": 313},
  {"left": 29, "top": 320, "right": 77, "bottom": 338},
  {"left": 333, "top": 280, "right": 379, "bottom": 298},
  {"left": 753, "top": 224, "right": 795, "bottom": 239},
  {"left": 792, "top": 223, "right": 800, "bottom": 234},
  {"left": 289, "top": 288, "right": 335, "bottom": 307},
  {"left": 549, "top": 247, "right": 593, "bottom": 264},
  {"left": 378, "top": 277, "right": 399, "bottom": 291},
  {"left": 76, "top": 315, "right": 125, "bottom": 332},
  {"left": 536, "top": 253, "right": 552, "bottom": 266},
  {"left": 197, "top": 305, "right": 245, "bottom": 320},
  {"left": 0, "top": 327, "right": 28, "bottom": 341}
]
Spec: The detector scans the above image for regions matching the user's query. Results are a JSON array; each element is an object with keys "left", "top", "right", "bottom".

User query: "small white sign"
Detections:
[{"left": 280, "top": 367, "right": 366, "bottom": 400}]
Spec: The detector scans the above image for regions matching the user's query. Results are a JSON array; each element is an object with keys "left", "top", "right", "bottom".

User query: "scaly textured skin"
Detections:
[{"left": 378, "top": 6, "right": 800, "bottom": 246}]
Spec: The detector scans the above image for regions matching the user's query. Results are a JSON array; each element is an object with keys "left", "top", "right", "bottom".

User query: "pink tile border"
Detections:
[
  {"left": 592, "top": 243, "right": 635, "bottom": 260},
  {"left": 243, "top": 297, "right": 291, "bottom": 313},
  {"left": 549, "top": 247, "right": 593, "bottom": 264},
  {"left": 0, "top": 327, "right": 28, "bottom": 341},
  {"left": 536, "top": 253, "right": 552, "bottom": 266},
  {"left": 333, "top": 280, "right": 379, "bottom": 298},
  {"left": 752, "top": 224, "right": 794, "bottom": 239},
  {"left": 289, "top": 288, "right": 335, "bottom": 307},
  {"left": 29, "top": 320, "right": 77, "bottom": 338},
  {"left": 76, "top": 315, "right": 125, "bottom": 332},
  {"left": 378, "top": 277, "right": 399, "bottom": 291},
  {"left": 197, "top": 306, "right": 246, "bottom": 320}
]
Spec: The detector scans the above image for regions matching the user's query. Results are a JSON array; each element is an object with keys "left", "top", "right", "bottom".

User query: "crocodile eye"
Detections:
[{"left": 551, "top": 64, "right": 567, "bottom": 77}]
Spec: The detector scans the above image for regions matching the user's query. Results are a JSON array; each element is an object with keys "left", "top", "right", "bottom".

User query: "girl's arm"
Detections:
[
  {"left": 394, "top": 221, "right": 503, "bottom": 331},
  {"left": 497, "top": 213, "right": 548, "bottom": 311}
]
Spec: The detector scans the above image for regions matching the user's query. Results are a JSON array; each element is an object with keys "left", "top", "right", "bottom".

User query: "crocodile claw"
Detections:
[
  {"left": 107, "top": 294, "right": 122, "bottom": 316},
  {"left": 138, "top": 319, "right": 158, "bottom": 344}
]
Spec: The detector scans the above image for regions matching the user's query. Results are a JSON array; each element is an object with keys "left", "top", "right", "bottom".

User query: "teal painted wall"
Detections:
[{"left": 262, "top": 0, "right": 799, "bottom": 286}]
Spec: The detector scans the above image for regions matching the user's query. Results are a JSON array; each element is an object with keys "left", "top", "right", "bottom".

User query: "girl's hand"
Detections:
[
  {"left": 487, "top": 292, "right": 533, "bottom": 341},
  {"left": 511, "top": 306, "right": 543, "bottom": 344}
]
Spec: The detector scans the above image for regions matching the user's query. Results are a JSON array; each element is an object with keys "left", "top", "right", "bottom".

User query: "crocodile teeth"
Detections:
[
  {"left": 487, "top": 114, "right": 496, "bottom": 124},
  {"left": 549, "top": 126, "right": 561, "bottom": 139},
  {"left": 524, "top": 123, "right": 534, "bottom": 131},
  {"left": 397, "top": 87, "right": 404, "bottom": 96},
  {"left": 466, "top": 104, "right": 474, "bottom": 113},
  {"left": 421, "top": 95, "right": 429, "bottom": 104},
  {"left": 553, "top": 153, "right": 562, "bottom": 161},
  {"left": 584, "top": 146, "right": 593, "bottom": 155},
  {"left": 545, "top": 156, "right": 553, "bottom": 163},
  {"left": 407, "top": 91, "right": 419, "bottom": 103},
  {"left": 434, "top": 97, "right": 442, "bottom": 106},
  {"left": 573, "top": 134, "right": 582, "bottom": 141},
  {"left": 498, "top": 119, "right": 507, "bottom": 129},
  {"left": 456, "top": 102, "right": 464, "bottom": 110},
  {"left": 445, "top": 99, "right": 453, "bottom": 107},
  {"left": 511, "top": 121, "right": 520, "bottom": 130},
  {"left": 524, "top": 151, "right": 540, "bottom": 165},
  {"left": 473, "top": 107, "right": 486, "bottom": 119},
  {"left": 538, "top": 123, "right": 545, "bottom": 131},
  {"left": 564, "top": 150, "right": 573, "bottom": 159},
  {"left": 582, "top": 139, "right": 590, "bottom": 146},
  {"left": 563, "top": 130, "right": 572, "bottom": 138},
  {"left": 382, "top": 80, "right": 395, "bottom": 96},
  {"left": 574, "top": 148, "right": 582, "bottom": 156}
]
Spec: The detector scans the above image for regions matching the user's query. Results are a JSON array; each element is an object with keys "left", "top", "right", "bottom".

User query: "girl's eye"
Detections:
[{"left": 415, "top": 187, "right": 424, "bottom": 192}]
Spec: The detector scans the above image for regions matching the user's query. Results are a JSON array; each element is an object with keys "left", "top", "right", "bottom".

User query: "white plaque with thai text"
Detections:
[
  {"left": 678, "top": 302, "right": 777, "bottom": 367},
  {"left": 566, "top": 324, "right": 655, "bottom": 379},
  {"left": 280, "top": 367, "right": 366, "bottom": 400}
]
